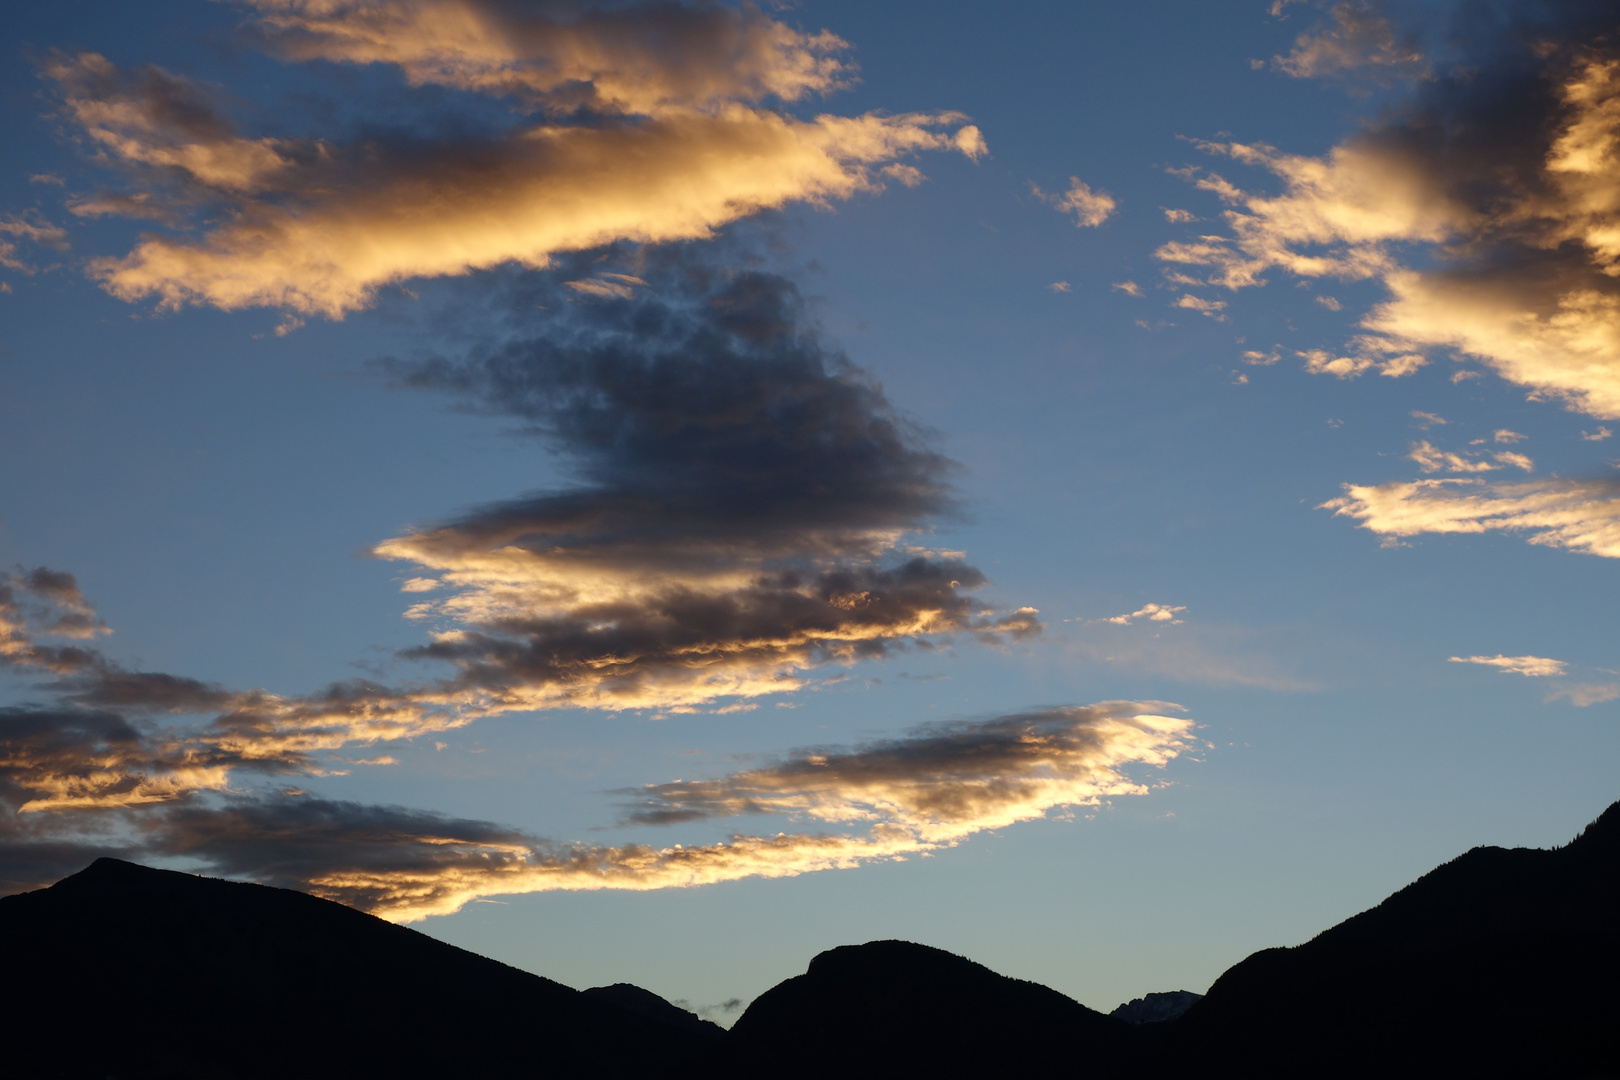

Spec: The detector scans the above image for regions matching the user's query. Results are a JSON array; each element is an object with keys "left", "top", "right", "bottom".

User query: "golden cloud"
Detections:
[
  {"left": 238, "top": 0, "right": 852, "bottom": 115},
  {"left": 1321, "top": 477, "right": 1620, "bottom": 558},
  {"left": 1157, "top": 40, "right": 1620, "bottom": 414}
]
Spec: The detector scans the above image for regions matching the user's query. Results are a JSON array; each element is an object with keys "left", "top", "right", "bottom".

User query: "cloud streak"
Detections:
[{"left": 0, "top": 701, "right": 1190, "bottom": 920}]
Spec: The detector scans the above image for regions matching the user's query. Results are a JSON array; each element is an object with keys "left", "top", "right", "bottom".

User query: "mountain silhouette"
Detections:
[
  {"left": 0, "top": 858, "right": 714, "bottom": 1080},
  {"left": 1163, "top": 799, "right": 1620, "bottom": 1076},
  {"left": 4, "top": 800, "right": 1617, "bottom": 1078},
  {"left": 725, "top": 938, "right": 1136, "bottom": 1077}
]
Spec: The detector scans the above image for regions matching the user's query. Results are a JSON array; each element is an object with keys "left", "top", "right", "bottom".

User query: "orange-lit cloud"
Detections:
[
  {"left": 2, "top": 697, "right": 1192, "bottom": 917},
  {"left": 1321, "top": 477, "right": 1620, "bottom": 558},
  {"left": 46, "top": 3, "right": 983, "bottom": 322},
  {"left": 1035, "top": 177, "right": 1116, "bottom": 228},
  {"left": 143, "top": 702, "right": 1193, "bottom": 920},
  {"left": 1158, "top": 22, "right": 1620, "bottom": 417},
  {"left": 236, "top": 0, "right": 852, "bottom": 115}
]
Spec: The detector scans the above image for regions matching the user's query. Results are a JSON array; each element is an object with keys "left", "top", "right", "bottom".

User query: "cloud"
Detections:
[
  {"left": 1175, "top": 294, "right": 1227, "bottom": 319},
  {"left": 1112, "top": 281, "right": 1143, "bottom": 297},
  {"left": 1448, "top": 654, "right": 1568, "bottom": 677},
  {"left": 1270, "top": 1, "right": 1426, "bottom": 82},
  {"left": 1410, "top": 410, "right": 1446, "bottom": 428},
  {"left": 1159, "top": 9, "right": 1620, "bottom": 417},
  {"left": 1162, "top": 208, "right": 1197, "bottom": 223},
  {"left": 1048, "top": 281, "right": 1071, "bottom": 293},
  {"left": 1296, "top": 346, "right": 1425, "bottom": 378},
  {"left": 1407, "top": 440, "right": 1499, "bottom": 474},
  {"left": 1549, "top": 682, "right": 1620, "bottom": 706},
  {"left": 371, "top": 255, "right": 1039, "bottom": 713},
  {"left": 1494, "top": 429, "right": 1524, "bottom": 443},
  {"left": 1582, "top": 426, "right": 1612, "bottom": 441},
  {"left": 234, "top": 0, "right": 852, "bottom": 115},
  {"left": 1035, "top": 178, "right": 1116, "bottom": 228},
  {"left": 0, "top": 696, "right": 1193, "bottom": 919},
  {"left": 1321, "top": 477, "right": 1620, "bottom": 558},
  {"left": 43, "top": 25, "right": 983, "bottom": 320},
  {"left": 168, "top": 702, "right": 1192, "bottom": 919},
  {"left": 0, "top": 214, "right": 69, "bottom": 274},
  {"left": 1097, "top": 603, "right": 1186, "bottom": 626}
]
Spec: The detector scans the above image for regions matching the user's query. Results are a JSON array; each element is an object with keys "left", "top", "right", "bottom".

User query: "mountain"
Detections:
[
  {"left": 582, "top": 982, "right": 725, "bottom": 1039},
  {"left": 5, "top": 801, "right": 1617, "bottom": 1078},
  {"left": 1111, "top": 990, "right": 1203, "bottom": 1024},
  {"left": 1163, "top": 800, "right": 1620, "bottom": 1076},
  {"left": 724, "top": 939, "right": 1139, "bottom": 1077},
  {"left": 0, "top": 858, "right": 715, "bottom": 1080}
]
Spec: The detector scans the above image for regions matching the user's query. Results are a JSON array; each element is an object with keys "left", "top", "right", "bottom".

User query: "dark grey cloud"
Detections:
[{"left": 374, "top": 255, "right": 1039, "bottom": 712}]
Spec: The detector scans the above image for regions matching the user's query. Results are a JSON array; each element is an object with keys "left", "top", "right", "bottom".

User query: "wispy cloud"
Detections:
[
  {"left": 1034, "top": 177, "right": 1117, "bottom": 228},
  {"left": 1269, "top": 1, "right": 1426, "bottom": 82},
  {"left": 1322, "top": 477, "right": 1620, "bottom": 558},
  {"left": 1448, "top": 654, "right": 1567, "bottom": 678},
  {"left": 0, "top": 213, "right": 69, "bottom": 274},
  {"left": 1175, "top": 294, "right": 1227, "bottom": 320},
  {"left": 1097, "top": 603, "right": 1186, "bottom": 626}
]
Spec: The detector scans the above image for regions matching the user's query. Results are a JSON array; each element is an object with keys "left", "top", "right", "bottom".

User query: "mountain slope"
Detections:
[
  {"left": 1167, "top": 801, "right": 1620, "bottom": 1076},
  {"left": 0, "top": 858, "right": 712, "bottom": 1080}
]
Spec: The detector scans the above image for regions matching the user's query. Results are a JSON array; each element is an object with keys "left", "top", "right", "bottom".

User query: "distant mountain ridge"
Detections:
[
  {"left": 1111, "top": 989, "right": 1202, "bottom": 1024},
  {"left": 4, "top": 800, "right": 1617, "bottom": 1078}
]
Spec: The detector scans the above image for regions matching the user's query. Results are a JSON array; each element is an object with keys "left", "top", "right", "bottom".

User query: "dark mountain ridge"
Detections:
[
  {"left": 0, "top": 858, "right": 714, "bottom": 1079},
  {"left": 5, "top": 801, "right": 1617, "bottom": 1078}
]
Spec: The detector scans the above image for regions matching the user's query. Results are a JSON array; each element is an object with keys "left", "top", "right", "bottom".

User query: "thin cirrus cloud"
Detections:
[
  {"left": 1158, "top": 5, "right": 1620, "bottom": 417},
  {"left": 42, "top": 0, "right": 985, "bottom": 322},
  {"left": 373, "top": 252, "right": 1041, "bottom": 714}
]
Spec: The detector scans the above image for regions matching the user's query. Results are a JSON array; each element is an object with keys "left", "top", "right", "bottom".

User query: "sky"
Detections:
[{"left": 3, "top": 0, "right": 1619, "bottom": 1020}]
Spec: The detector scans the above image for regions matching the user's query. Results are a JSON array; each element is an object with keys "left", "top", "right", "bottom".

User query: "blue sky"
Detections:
[{"left": 3, "top": 0, "right": 1618, "bottom": 1018}]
